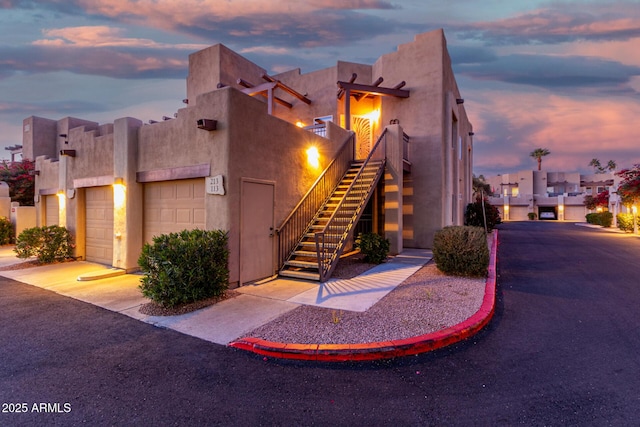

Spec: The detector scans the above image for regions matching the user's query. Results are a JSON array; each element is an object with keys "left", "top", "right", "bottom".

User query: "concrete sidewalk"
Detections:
[{"left": 0, "top": 246, "right": 431, "bottom": 346}]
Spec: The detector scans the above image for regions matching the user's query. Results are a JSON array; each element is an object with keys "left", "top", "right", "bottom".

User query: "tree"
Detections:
[
  {"left": 0, "top": 160, "right": 35, "bottom": 206},
  {"left": 530, "top": 148, "right": 550, "bottom": 171},
  {"left": 583, "top": 189, "right": 609, "bottom": 210},
  {"left": 616, "top": 164, "right": 640, "bottom": 207},
  {"left": 472, "top": 174, "right": 491, "bottom": 197},
  {"left": 589, "top": 158, "right": 616, "bottom": 174}
]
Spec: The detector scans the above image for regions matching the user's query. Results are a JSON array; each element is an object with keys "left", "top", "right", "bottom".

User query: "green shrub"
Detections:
[
  {"left": 586, "top": 211, "right": 613, "bottom": 227},
  {"left": 528, "top": 212, "right": 537, "bottom": 220},
  {"left": 14, "top": 225, "right": 74, "bottom": 263},
  {"left": 355, "top": 232, "right": 390, "bottom": 264},
  {"left": 617, "top": 213, "right": 634, "bottom": 232},
  {"left": 138, "top": 229, "right": 229, "bottom": 308},
  {"left": 0, "top": 216, "right": 13, "bottom": 244},
  {"left": 433, "top": 226, "right": 489, "bottom": 277},
  {"left": 464, "top": 196, "right": 501, "bottom": 230}
]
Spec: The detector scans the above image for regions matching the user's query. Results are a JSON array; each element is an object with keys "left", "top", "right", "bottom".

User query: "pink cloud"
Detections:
[
  {"left": 470, "top": 90, "right": 640, "bottom": 174},
  {"left": 33, "top": 26, "right": 207, "bottom": 50}
]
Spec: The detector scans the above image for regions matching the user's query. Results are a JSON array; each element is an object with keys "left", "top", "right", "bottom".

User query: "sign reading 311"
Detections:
[{"left": 206, "top": 175, "right": 225, "bottom": 195}]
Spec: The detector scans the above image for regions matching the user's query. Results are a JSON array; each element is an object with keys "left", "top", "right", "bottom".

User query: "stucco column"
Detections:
[
  {"left": 384, "top": 124, "right": 403, "bottom": 255},
  {"left": 503, "top": 196, "right": 510, "bottom": 221},
  {"left": 113, "top": 117, "right": 143, "bottom": 272}
]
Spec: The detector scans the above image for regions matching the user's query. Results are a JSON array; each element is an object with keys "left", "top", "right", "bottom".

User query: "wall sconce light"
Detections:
[
  {"left": 456, "top": 98, "right": 465, "bottom": 104},
  {"left": 469, "top": 132, "right": 475, "bottom": 136},
  {"left": 113, "top": 177, "right": 124, "bottom": 185},
  {"left": 306, "top": 146, "right": 320, "bottom": 168},
  {"left": 29, "top": 170, "right": 40, "bottom": 176},
  {"left": 197, "top": 119, "right": 217, "bottom": 131},
  {"left": 60, "top": 149, "right": 76, "bottom": 157}
]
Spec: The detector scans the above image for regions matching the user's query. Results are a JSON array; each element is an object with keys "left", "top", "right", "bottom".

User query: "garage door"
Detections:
[
  {"left": 565, "top": 206, "right": 586, "bottom": 221},
  {"left": 509, "top": 206, "right": 530, "bottom": 221},
  {"left": 44, "top": 195, "right": 59, "bottom": 226},
  {"left": 85, "top": 186, "right": 114, "bottom": 265},
  {"left": 143, "top": 179, "right": 205, "bottom": 243}
]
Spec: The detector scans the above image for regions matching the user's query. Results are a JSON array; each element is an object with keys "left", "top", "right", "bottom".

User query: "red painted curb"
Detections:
[{"left": 229, "top": 230, "right": 499, "bottom": 362}]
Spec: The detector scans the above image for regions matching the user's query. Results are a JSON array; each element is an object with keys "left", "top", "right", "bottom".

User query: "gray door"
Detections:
[{"left": 240, "top": 179, "right": 275, "bottom": 285}]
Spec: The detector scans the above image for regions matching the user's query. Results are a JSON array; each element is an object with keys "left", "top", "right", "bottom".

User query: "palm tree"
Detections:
[{"left": 530, "top": 148, "right": 550, "bottom": 171}]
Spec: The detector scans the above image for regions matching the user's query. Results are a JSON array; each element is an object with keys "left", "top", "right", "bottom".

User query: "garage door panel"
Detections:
[
  {"left": 144, "top": 179, "right": 205, "bottom": 243},
  {"left": 176, "top": 209, "right": 192, "bottom": 223},
  {"left": 85, "top": 186, "right": 114, "bottom": 265},
  {"left": 45, "top": 195, "right": 59, "bottom": 226},
  {"left": 194, "top": 209, "right": 205, "bottom": 224}
]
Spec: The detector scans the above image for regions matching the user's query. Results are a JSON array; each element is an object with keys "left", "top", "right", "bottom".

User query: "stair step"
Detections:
[
  {"left": 285, "top": 260, "right": 318, "bottom": 269},
  {"left": 279, "top": 270, "right": 320, "bottom": 281},
  {"left": 292, "top": 250, "right": 317, "bottom": 257}
]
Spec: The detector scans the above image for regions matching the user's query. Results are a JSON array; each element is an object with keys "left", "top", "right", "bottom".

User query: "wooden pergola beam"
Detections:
[
  {"left": 238, "top": 80, "right": 293, "bottom": 112},
  {"left": 337, "top": 81, "right": 410, "bottom": 98},
  {"left": 261, "top": 73, "right": 312, "bottom": 105}
]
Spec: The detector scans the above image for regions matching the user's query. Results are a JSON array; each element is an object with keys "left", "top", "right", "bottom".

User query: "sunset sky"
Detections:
[{"left": 1, "top": 0, "right": 639, "bottom": 176}]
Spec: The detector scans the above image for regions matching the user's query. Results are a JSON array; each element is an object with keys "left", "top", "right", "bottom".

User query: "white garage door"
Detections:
[
  {"left": 143, "top": 179, "right": 205, "bottom": 243},
  {"left": 510, "top": 206, "right": 530, "bottom": 221},
  {"left": 85, "top": 186, "right": 114, "bottom": 265},
  {"left": 565, "top": 206, "right": 586, "bottom": 221},
  {"left": 44, "top": 195, "right": 59, "bottom": 226}
]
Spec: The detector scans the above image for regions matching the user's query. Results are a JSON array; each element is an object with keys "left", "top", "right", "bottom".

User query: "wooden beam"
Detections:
[
  {"left": 337, "top": 81, "right": 409, "bottom": 98},
  {"left": 240, "top": 82, "right": 293, "bottom": 109},
  {"left": 261, "top": 73, "right": 311, "bottom": 104}
]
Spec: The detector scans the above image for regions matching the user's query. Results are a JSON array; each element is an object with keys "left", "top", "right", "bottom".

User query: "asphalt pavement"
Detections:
[{"left": 1, "top": 221, "right": 640, "bottom": 426}]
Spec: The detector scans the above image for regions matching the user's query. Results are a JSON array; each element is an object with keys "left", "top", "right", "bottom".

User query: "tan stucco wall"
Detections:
[
  {"left": 371, "top": 29, "right": 472, "bottom": 247},
  {"left": 187, "top": 44, "right": 267, "bottom": 106}
]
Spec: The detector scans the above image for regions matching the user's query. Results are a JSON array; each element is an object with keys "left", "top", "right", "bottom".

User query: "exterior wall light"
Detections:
[
  {"left": 306, "top": 146, "right": 320, "bottom": 168},
  {"left": 456, "top": 98, "right": 464, "bottom": 104},
  {"left": 296, "top": 121, "right": 305, "bottom": 128},
  {"left": 113, "top": 178, "right": 126, "bottom": 209}
]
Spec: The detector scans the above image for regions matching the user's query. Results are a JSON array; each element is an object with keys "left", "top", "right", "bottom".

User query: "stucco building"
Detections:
[
  {"left": 485, "top": 170, "right": 621, "bottom": 221},
  {"left": 22, "top": 29, "right": 474, "bottom": 286}
]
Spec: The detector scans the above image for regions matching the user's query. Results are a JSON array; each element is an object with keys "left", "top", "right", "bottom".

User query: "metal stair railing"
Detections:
[
  {"left": 276, "top": 133, "right": 355, "bottom": 271},
  {"left": 314, "top": 129, "right": 388, "bottom": 282}
]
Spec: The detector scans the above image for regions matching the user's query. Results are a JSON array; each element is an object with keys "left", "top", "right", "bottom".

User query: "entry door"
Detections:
[
  {"left": 240, "top": 179, "right": 275, "bottom": 285},
  {"left": 352, "top": 115, "right": 372, "bottom": 160}
]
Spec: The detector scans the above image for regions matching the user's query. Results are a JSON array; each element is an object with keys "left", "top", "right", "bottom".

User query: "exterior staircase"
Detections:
[{"left": 279, "top": 160, "right": 384, "bottom": 281}]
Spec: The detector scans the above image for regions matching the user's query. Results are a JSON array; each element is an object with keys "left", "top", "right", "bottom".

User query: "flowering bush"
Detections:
[
  {"left": 584, "top": 190, "right": 609, "bottom": 210},
  {"left": 0, "top": 160, "right": 35, "bottom": 206},
  {"left": 616, "top": 165, "right": 640, "bottom": 207}
]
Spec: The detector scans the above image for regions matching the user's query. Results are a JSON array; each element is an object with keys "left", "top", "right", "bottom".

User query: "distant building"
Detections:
[
  {"left": 485, "top": 170, "right": 624, "bottom": 221},
  {"left": 22, "top": 29, "right": 474, "bottom": 286}
]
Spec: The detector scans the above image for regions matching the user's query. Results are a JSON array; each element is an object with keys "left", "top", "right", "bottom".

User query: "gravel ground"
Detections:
[{"left": 243, "top": 261, "right": 486, "bottom": 345}]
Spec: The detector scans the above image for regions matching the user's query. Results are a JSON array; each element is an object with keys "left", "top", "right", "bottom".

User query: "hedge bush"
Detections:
[
  {"left": 433, "top": 226, "right": 489, "bottom": 277},
  {"left": 355, "top": 232, "right": 390, "bottom": 264},
  {"left": 586, "top": 211, "right": 613, "bottom": 227},
  {"left": 617, "top": 213, "right": 634, "bottom": 232},
  {"left": 0, "top": 216, "right": 13, "bottom": 245},
  {"left": 138, "top": 229, "right": 229, "bottom": 308},
  {"left": 14, "top": 225, "right": 74, "bottom": 264},
  {"left": 464, "top": 196, "right": 501, "bottom": 231}
]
